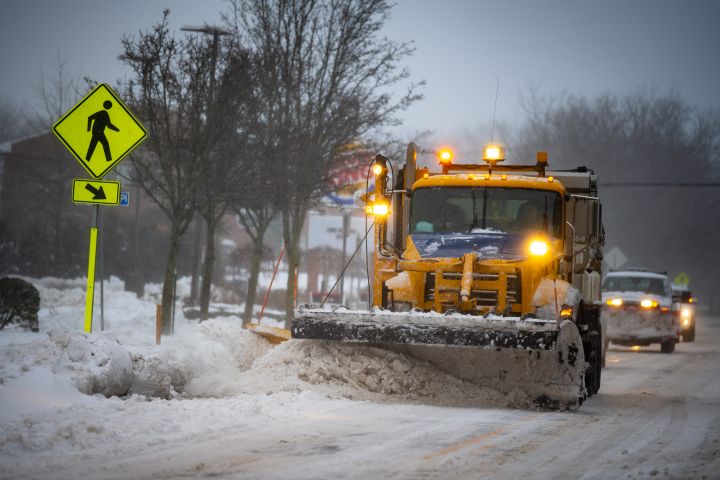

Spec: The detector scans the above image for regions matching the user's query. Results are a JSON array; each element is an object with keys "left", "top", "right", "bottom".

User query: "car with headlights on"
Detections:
[
  {"left": 672, "top": 285, "right": 696, "bottom": 342},
  {"left": 602, "top": 269, "right": 680, "bottom": 353}
]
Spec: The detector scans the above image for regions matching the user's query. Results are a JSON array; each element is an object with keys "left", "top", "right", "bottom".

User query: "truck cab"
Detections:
[{"left": 371, "top": 144, "right": 604, "bottom": 322}]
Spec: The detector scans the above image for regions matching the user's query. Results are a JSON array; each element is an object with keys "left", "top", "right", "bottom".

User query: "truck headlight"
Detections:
[
  {"left": 366, "top": 202, "right": 389, "bottom": 216},
  {"left": 529, "top": 240, "right": 549, "bottom": 256},
  {"left": 681, "top": 307, "right": 691, "bottom": 319}
]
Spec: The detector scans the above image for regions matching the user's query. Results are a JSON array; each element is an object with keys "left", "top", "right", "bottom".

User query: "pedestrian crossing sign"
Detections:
[{"left": 53, "top": 83, "right": 147, "bottom": 179}]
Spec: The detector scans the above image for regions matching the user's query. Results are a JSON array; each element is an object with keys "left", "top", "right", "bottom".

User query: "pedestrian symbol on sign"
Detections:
[{"left": 85, "top": 101, "right": 120, "bottom": 162}]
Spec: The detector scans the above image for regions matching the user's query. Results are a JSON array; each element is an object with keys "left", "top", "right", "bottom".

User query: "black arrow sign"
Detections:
[{"left": 85, "top": 183, "right": 107, "bottom": 200}]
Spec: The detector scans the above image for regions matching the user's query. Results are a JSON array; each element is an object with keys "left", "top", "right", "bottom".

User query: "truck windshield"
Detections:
[
  {"left": 603, "top": 276, "right": 667, "bottom": 296},
  {"left": 410, "top": 186, "right": 563, "bottom": 237}
]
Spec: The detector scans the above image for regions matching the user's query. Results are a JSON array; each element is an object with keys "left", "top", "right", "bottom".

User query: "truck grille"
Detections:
[{"left": 424, "top": 270, "right": 521, "bottom": 310}]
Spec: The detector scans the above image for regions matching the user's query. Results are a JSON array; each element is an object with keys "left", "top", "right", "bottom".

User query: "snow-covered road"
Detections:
[{"left": 3, "top": 313, "right": 719, "bottom": 479}]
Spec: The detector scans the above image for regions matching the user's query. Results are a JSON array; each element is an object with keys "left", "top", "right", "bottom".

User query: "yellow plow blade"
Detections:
[{"left": 247, "top": 323, "right": 291, "bottom": 344}]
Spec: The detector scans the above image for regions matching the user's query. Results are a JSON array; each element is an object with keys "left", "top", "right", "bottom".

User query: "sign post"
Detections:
[
  {"left": 53, "top": 83, "right": 147, "bottom": 333},
  {"left": 84, "top": 211, "right": 99, "bottom": 333}
]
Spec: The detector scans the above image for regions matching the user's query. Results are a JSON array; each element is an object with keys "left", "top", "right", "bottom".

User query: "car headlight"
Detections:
[
  {"left": 640, "top": 299, "right": 658, "bottom": 309},
  {"left": 606, "top": 298, "right": 623, "bottom": 307}
]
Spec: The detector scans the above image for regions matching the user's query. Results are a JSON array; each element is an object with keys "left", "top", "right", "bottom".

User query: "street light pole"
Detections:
[{"left": 180, "top": 25, "right": 232, "bottom": 106}]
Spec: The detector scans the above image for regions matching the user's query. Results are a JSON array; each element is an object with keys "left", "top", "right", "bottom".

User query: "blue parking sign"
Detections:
[{"left": 120, "top": 191, "right": 130, "bottom": 207}]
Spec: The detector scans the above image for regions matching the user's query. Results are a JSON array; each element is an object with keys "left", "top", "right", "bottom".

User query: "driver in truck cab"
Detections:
[{"left": 515, "top": 200, "right": 547, "bottom": 233}]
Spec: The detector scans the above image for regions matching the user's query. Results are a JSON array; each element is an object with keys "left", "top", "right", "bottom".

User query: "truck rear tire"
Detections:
[{"left": 660, "top": 340, "right": 675, "bottom": 354}]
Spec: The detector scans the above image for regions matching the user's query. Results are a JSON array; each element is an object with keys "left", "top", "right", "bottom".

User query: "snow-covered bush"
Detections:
[{"left": 0, "top": 277, "right": 40, "bottom": 331}]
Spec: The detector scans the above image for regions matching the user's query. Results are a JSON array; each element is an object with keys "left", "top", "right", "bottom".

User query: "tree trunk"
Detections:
[
  {"left": 161, "top": 225, "right": 182, "bottom": 335},
  {"left": 283, "top": 242, "right": 300, "bottom": 330},
  {"left": 282, "top": 204, "right": 306, "bottom": 330},
  {"left": 53, "top": 191, "right": 64, "bottom": 276},
  {"left": 243, "top": 238, "right": 264, "bottom": 327},
  {"left": 189, "top": 216, "right": 202, "bottom": 305},
  {"left": 199, "top": 217, "right": 217, "bottom": 322}
]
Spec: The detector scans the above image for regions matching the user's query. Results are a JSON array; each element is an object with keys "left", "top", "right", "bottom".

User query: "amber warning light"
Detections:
[
  {"left": 437, "top": 148, "right": 454, "bottom": 165},
  {"left": 482, "top": 143, "right": 505, "bottom": 163}
]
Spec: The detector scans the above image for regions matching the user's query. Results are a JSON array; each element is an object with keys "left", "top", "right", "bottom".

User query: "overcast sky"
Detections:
[{"left": 1, "top": 0, "right": 719, "bottom": 146}]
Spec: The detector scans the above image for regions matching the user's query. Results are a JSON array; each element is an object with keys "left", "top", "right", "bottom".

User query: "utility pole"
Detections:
[{"left": 339, "top": 209, "right": 351, "bottom": 305}]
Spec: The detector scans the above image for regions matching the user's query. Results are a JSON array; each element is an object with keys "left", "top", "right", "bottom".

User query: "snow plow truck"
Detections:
[{"left": 292, "top": 142, "right": 605, "bottom": 408}]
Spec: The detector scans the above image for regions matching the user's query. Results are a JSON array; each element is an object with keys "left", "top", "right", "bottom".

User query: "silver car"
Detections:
[{"left": 602, "top": 269, "right": 680, "bottom": 353}]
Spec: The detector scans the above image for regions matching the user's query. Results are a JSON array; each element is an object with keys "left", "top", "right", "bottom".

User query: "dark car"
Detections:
[{"left": 672, "top": 285, "right": 696, "bottom": 342}]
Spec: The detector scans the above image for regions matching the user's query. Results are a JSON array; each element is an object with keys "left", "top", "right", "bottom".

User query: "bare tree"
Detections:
[
  {"left": 194, "top": 43, "right": 259, "bottom": 321},
  {"left": 120, "top": 11, "right": 218, "bottom": 333},
  {"left": 227, "top": 0, "right": 423, "bottom": 327},
  {"left": 234, "top": 150, "right": 279, "bottom": 326},
  {"left": 516, "top": 87, "right": 720, "bottom": 310},
  {"left": 0, "top": 57, "right": 87, "bottom": 277},
  {"left": 0, "top": 97, "right": 30, "bottom": 143},
  {"left": 28, "top": 54, "right": 85, "bottom": 132}
]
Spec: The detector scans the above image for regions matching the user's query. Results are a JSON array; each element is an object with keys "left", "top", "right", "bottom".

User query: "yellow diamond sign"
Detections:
[
  {"left": 674, "top": 272, "right": 690, "bottom": 287},
  {"left": 53, "top": 83, "right": 147, "bottom": 179}
]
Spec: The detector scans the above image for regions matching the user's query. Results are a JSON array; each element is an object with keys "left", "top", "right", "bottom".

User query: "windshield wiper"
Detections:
[{"left": 469, "top": 188, "right": 479, "bottom": 233}]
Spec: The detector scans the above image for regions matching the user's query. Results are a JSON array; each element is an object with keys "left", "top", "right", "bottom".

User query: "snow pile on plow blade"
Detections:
[{"left": 292, "top": 306, "right": 586, "bottom": 409}]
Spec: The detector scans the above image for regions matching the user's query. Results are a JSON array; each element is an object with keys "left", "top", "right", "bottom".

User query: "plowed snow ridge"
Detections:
[{"left": 1, "top": 278, "right": 539, "bottom": 413}]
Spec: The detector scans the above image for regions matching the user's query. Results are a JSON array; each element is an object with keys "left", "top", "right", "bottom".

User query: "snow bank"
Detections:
[
  {"left": 0, "top": 331, "right": 132, "bottom": 421},
  {"left": 0, "top": 329, "right": 132, "bottom": 398},
  {"left": 1, "top": 278, "right": 273, "bottom": 413},
  {"left": 128, "top": 320, "right": 273, "bottom": 398},
  {"left": 1, "top": 276, "right": 571, "bottom": 420}
]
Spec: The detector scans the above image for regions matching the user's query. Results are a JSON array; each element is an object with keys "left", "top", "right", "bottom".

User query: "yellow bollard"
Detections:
[
  {"left": 156, "top": 304, "right": 162, "bottom": 345},
  {"left": 84, "top": 227, "right": 98, "bottom": 333}
]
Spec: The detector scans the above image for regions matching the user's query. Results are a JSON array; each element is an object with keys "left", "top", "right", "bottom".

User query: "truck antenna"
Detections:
[{"left": 491, "top": 74, "right": 500, "bottom": 142}]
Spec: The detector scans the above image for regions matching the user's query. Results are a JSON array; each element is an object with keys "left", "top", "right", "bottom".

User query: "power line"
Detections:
[{"left": 601, "top": 182, "right": 720, "bottom": 187}]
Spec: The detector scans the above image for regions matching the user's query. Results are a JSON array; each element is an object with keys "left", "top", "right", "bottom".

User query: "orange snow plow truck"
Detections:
[{"left": 292, "top": 143, "right": 605, "bottom": 408}]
